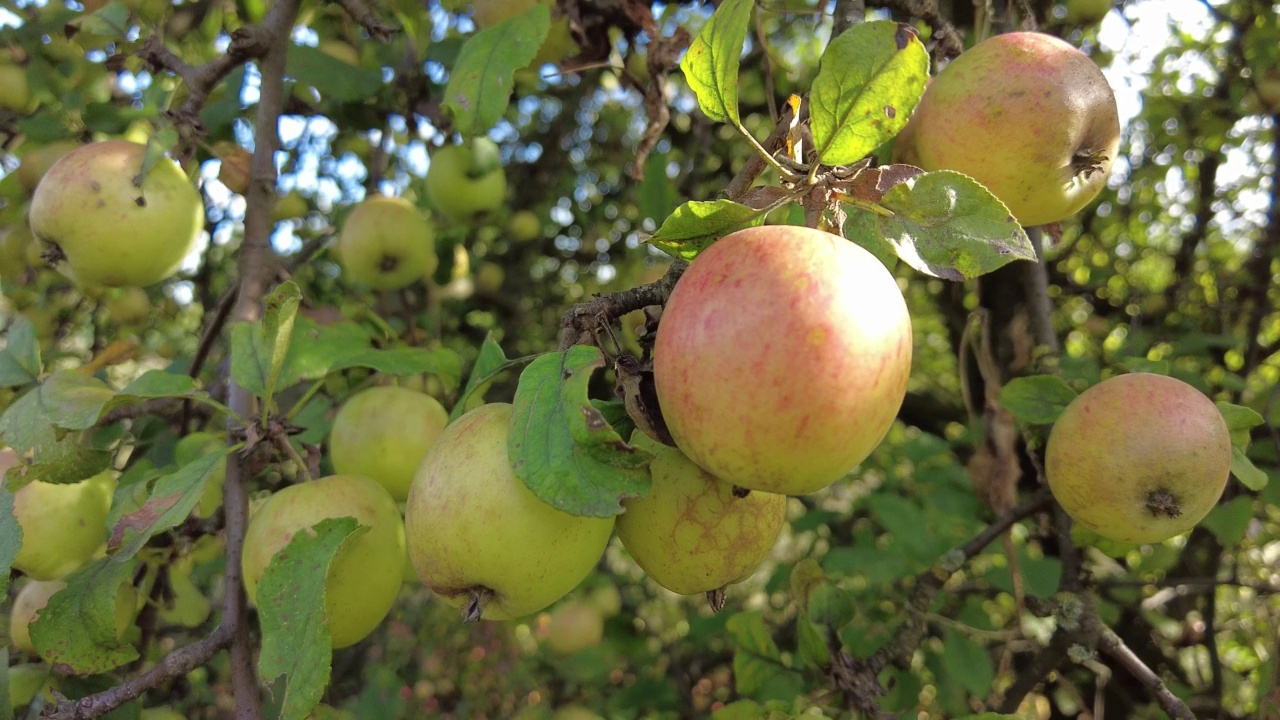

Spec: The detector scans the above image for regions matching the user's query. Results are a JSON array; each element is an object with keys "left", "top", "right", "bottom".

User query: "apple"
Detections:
[
  {"left": 9, "top": 577, "right": 137, "bottom": 655},
  {"left": 552, "top": 707, "right": 604, "bottom": 720},
  {"left": 336, "top": 195, "right": 437, "bottom": 291},
  {"left": 241, "top": 474, "right": 407, "bottom": 649},
  {"left": 508, "top": 209, "right": 541, "bottom": 242},
  {"left": 910, "top": 32, "right": 1120, "bottom": 227},
  {"left": 328, "top": 385, "right": 449, "bottom": 502},
  {"left": 474, "top": 261, "right": 505, "bottom": 292},
  {"left": 103, "top": 286, "right": 151, "bottom": 326},
  {"left": 29, "top": 140, "right": 205, "bottom": 287},
  {"left": 425, "top": 138, "right": 508, "bottom": 224},
  {"left": 0, "top": 62, "right": 31, "bottom": 113},
  {"left": 1064, "top": 0, "right": 1112, "bottom": 25},
  {"left": 173, "top": 431, "right": 226, "bottom": 518},
  {"left": 0, "top": 225, "right": 34, "bottom": 283},
  {"left": 7, "top": 663, "right": 56, "bottom": 709},
  {"left": 404, "top": 403, "right": 615, "bottom": 620},
  {"left": 617, "top": 433, "right": 786, "bottom": 595},
  {"left": 586, "top": 584, "right": 622, "bottom": 618},
  {"left": 1045, "top": 373, "right": 1232, "bottom": 545},
  {"left": 654, "top": 225, "right": 912, "bottom": 495},
  {"left": 272, "top": 189, "right": 309, "bottom": 222},
  {"left": 8, "top": 470, "right": 116, "bottom": 581},
  {"left": 17, "top": 140, "right": 81, "bottom": 192},
  {"left": 543, "top": 600, "right": 604, "bottom": 655}
]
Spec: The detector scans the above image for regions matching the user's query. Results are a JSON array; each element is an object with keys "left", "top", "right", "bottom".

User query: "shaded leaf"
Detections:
[
  {"left": 443, "top": 4, "right": 550, "bottom": 135},
  {"left": 0, "top": 390, "right": 111, "bottom": 488},
  {"left": 0, "top": 315, "right": 40, "bottom": 388},
  {"left": 0, "top": 485, "right": 18, "bottom": 597},
  {"left": 286, "top": 44, "right": 385, "bottom": 103},
  {"left": 938, "top": 630, "right": 994, "bottom": 698},
  {"left": 451, "top": 332, "right": 512, "bottom": 422}
]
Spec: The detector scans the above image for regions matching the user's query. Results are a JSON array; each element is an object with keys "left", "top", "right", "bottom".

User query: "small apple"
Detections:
[
  {"left": 586, "top": 584, "right": 622, "bottom": 618},
  {"left": 17, "top": 140, "right": 81, "bottom": 192},
  {"left": 474, "top": 261, "right": 505, "bottom": 293},
  {"left": 543, "top": 600, "right": 604, "bottom": 655},
  {"left": 1064, "top": 0, "right": 1112, "bottom": 25},
  {"left": 328, "top": 385, "right": 450, "bottom": 502},
  {"left": 617, "top": 433, "right": 786, "bottom": 595},
  {"left": 9, "top": 577, "right": 137, "bottom": 656},
  {"left": 272, "top": 189, "right": 309, "bottom": 222},
  {"left": 173, "top": 431, "right": 227, "bottom": 518},
  {"left": 910, "top": 32, "right": 1120, "bottom": 227},
  {"left": 654, "top": 225, "right": 912, "bottom": 495},
  {"left": 425, "top": 138, "right": 508, "bottom": 224},
  {"left": 336, "top": 195, "right": 437, "bottom": 291},
  {"left": 0, "top": 63, "right": 31, "bottom": 113},
  {"left": 0, "top": 225, "right": 34, "bottom": 283},
  {"left": 242, "top": 474, "right": 407, "bottom": 649},
  {"left": 1045, "top": 373, "right": 1232, "bottom": 544},
  {"left": 103, "top": 286, "right": 151, "bottom": 326},
  {"left": 405, "top": 403, "right": 616, "bottom": 620},
  {"left": 29, "top": 140, "right": 205, "bottom": 287},
  {"left": 8, "top": 470, "right": 116, "bottom": 581},
  {"left": 508, "top": 209, "right": 541, "bottom": 242}
]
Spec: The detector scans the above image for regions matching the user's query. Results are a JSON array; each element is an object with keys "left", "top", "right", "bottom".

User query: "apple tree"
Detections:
[{"left": 1, "top": 0, "right": 1278, "bottom": 718}]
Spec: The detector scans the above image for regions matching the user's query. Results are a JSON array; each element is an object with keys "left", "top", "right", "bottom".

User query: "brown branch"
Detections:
[
  {"left": 830, "top": 0, "right": 865, "bottom": 39},
  {"left": 1098, "top": 626, "right": 1197, "bottom": 720},
  {"left": 557, "top": 260, "right": 687, "bottom": 351},
  {"left": 1241, "top": 119, "right": 1280, "bottom": 376},
  {"left": 329, "top": 0, "right": 397, "bottom": 40}
]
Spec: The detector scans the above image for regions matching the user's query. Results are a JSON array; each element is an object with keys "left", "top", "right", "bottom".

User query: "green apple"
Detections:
[
  {"left": 405, "top": 403, "right": 615, "bottom": 620},
  {"left": 1064, "top": 0, "right": 1112, "bottom": 25},
  {"left": 8, "top": 471, "right": 115, "bottom": 581},
  {"left": 0, "top": 63, "right": 31, "bottom": 113},
  {"left": 0, "top": 225, "right": 34, "bottom": 283},
  {"left": 910, "top": 31, "right": 1120, "bottom": 227},
  {"left": 9, "top": 578, "right": 136, "bottom": 656},
  {"left": 173, "top": 431, "right": 226, "bottom": 518},
  {"left": 425, "top": 138, "right": 508, "bottom": 224},
  {"left": 617, "top": 433, "right": 786, "bottom": 595},
  {"left": 551, "top": 706, "right": 604, "bottom": 720},
  {"left": 328, "top": 385, "right": 449, "bottom": 502},
  {"left": 103, "top": 286, "right": 151, "bottom": 326},
  {"left": 1046, "top": 373, "right": 1232, "bottom": 545},
  {"left": 474, "top": 261, "right": 505, "bottom": 293},
  {"left": 543, "top": 600, "right": 604, "bottom": 655},
  {"left": 272, "top": 189, "right": 309, "bottom": 222},
  {"left": 17, "top": 140, "right": 81, "bottom": 192},
  {"left": 654, "top": 225, "right": 912, "bottom": 495},
  {"left": 29, "top": 140, "right": 204, "bottom": 287},
  {"left": 508, "top": 209, "right": 541, "bottom": 242},
  {"left": 7, "top": 663, "right": 57, "bottom": 709},
  {"left": 586, "top": 584, "right": 622, "bottom": 618},
  {"left": 336, "top": 195, "right": 437, "bottom": 291},
  {"left": 242, "top": 474, "right": 406, "bottom": 649}
]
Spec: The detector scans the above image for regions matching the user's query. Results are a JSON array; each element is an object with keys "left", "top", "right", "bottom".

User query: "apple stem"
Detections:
[
  {"left": 463, "top": 587, "right": 495, "bottom": 623},
  {"left": 705, "top": 587, "right": 727, "bottom": 613},
  {"left": 731, "top": 486, "right": 750, "bottom": 499}
]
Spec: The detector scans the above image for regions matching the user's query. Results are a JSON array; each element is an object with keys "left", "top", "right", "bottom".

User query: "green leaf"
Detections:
[
  {"left": 725, "top": 611, "right": 781, "bottom": 661},
  {"left": 30, "top": 559, "right": 139, "bottom": 674},
  {"left": 443, "top": 4, "right": 550, "bottom": 135},
  {"left": 865, "top": 170, "right": 1036, "bottom": 280},
  {"left": 1231, "top": 445, "right": 1269, "bottom": 491},
  {"left": 679, "top": 0, "right": 751, "bottom": 126},
  {"left": 229, "top": 283, "right": 302, "bottom": 403},
  {"left": 807, "top": 583, "right": 858, "bottom": 627},
  {"left": 1200, "top": 495, "right": 1254, "bottom": 546},
  {"left": 38, "top": 371, "right": 116, "bottom": 431},
  {"left": 647, "top": 199, "right": 766, "bottom": 261},
  {"left": 451, "top": 332, "right": 515, "bottom": 422},
  {"left": 66, "top": 1, "right": 131, "bottom": 43},
  {"left": 0, "top": 390, "right": 112, "bottom": 487},
  {"left": 509, "top": 346, "right": 653, "bottom": 517},
  {"left": 938, "top": 630, "right": 994, "bottom": 698},
  {"left": 0, "top": 315, "right": 40, "bottom": 387},
  {"left": 1117, "top": 357, "right": 1168, "bottom": 375},
  {"left": 999, "top": 375, "right": 1078, "bottom": 425},
  {"left": 106, "top": 448, "right": 234, "bottom": 559},
  {"left": 794, "top": 617, "right": 830, "bottom": 670},
  {"left": 258, "top": 517, "right": 363, "bottom": 720},
  {"left": 0, "top": 485, "right": 19, "bottom": 597},
  {"left": 1217, "top": 402, "right": 1264, "bottom": 436},
  {"left": 638, "top": 152, "right": 683, "bottom": 224},
  {"left": 285, "top": 44, "right": 385, "bottom": 103},
  {"left": 810, "top": 22, "right": 929, "bottom": 165}
]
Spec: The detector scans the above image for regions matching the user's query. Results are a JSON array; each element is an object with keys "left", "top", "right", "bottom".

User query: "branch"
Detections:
[
  {"left": 329, "top": 0, "right": 397, "bottom": 40},
  {"left": 720, "top": 102, "right": 798, "bottom": 201},
  {"left": 558, "top": 260, "right": 687, "bottom": 351},
  {"left": 1098, "top": 626, "right": 1197, "bottom": 720}
]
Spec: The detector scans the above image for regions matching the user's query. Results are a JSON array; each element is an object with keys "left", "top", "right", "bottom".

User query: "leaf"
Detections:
[
  {"left": 0, "top": 484, "right": 19, "bottom": 597},
  {"left": 1217, "top": 402, "right": 1264, "bottom": 435},
  {"left": 679, "top": 0, "right": 751, "bottom": 125},
  {"left": 1201, "top": 495, "right": 1254, "bottom": 546},
  {"left": 1231, "top": 445, "right": 1269, "bottom": 491},
  {"left": 443, "top": 4, "right": 550, "bottom": 135},
  {"left": 30, "top": 559, "right": 139, "bottom": 674},
  {"left": 0, "top": 389, "right": 112, "bottom": 488},
  {"left": 37, "top": 371, "right": 116, "bottom": 431},
  {"left": 107, "top": 448, "right": 233, "bottom": 559},
  {"left": 794, "top": 618, "right": 830, "bottom": 670},
  {"left": 865, "top": 170, "right": 1036, "bottom": 280},
  {"left": 647, "top": 199, "right": 766, "bottom": 261},
  {"left": 725, "top": 611, "right": 802, "bottom": 698},
  {"left": 999, "top": 375, "right": 1078, "bottom": 425},
  {"left": 451, "top": 332, "right": 514, "bottom": 422},
  {"left": 65, "top": 1, "right": 131, "bottom": 43},
  {"left": 285, "top": 44, "right": 385, "bottom": 103},
  {"left": 938, "top": 630, "right": 994, "bottom": 699},
  {"left": 810, "top": 22, "right": 929, "bottom": 165},
  {"left": 258, "top": 517, "right": 363, "bottom": 720},
  {"left": 508, "top": 346, "right": 653, "bottom": 517},
  {"left": 0, "top": 315, "right": 41, "bottom": 387},
  {"left": 229, "top": 283, "right": 302, "bottom": 402},
  {"left": 638, "top": 152, "right": 682, "bottom": 224}
]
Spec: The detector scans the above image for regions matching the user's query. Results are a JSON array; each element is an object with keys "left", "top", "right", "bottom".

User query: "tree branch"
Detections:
[{"left": 1098, "top": 626, "right": 1197, "bottom": 720}]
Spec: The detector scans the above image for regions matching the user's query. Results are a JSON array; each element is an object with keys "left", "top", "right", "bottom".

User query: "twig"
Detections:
[
  {"left": 830, "top": 0, "right": 865, "bottom": 39},
  {"left": 329, "top": 0, "right": 397, "bottom": 40},
  {"left": 1098, "top": 626, "right": 1197, "bottom": 720},
  {"left": 720, "top": 102, "right": 799, "bottom": 201},
  {"left": 558, "top": 260, "right": 687, "bottom": 351}
]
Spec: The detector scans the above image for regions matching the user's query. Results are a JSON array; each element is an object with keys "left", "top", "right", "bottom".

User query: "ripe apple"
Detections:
[
  {"left": 910, "top": 32, "right": 1120, "bottom": 227},
  {"left": 1045, "top": 373, "right": 1232, "bottom": 544},
  {"left": 617, "top": 433, "right": 786, "bottom": 594},
  {"left": 425, "top": 138, "right": 508, "bottom": 224},
  {"left": 543, "top": 600, "right": 604, "bottom": 655},
  {"left": 241, "top": 474, "right": 407, "bottom": 649},
  {"left": 17, "top": 140, "right": 81, "bottom": 192},
  {"left": 9, "top": 577, "right": 137, "bottom": 655},
  {"left": 654, "top": 225, "right": 912, "bottom": 495},
  {"left": 508, "top": 209, "right": 541, "bottom": 242},
  {"left": 8, "top": 470, "right": 115, "bottom": 581},
  {"left": 1064, "top": 0, "right": 1112, "bottom": 25},
  {"left": 173, "top": 431, "right": 227, "bottom": 518},
  {"left": 0, "top": 63, "right": 31, "bottom": 113},
  {"left": 328, "top": 385, "right": 449, "bottom": 502},
  {"left": 336, "top": 195, "right": 437, "bottom": 291},
  {"left": 29, "top": 140, "right": 204, "bottom": 287},
  {"left": 404, "top": 403, "right": 616, "bottom": 620}
]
